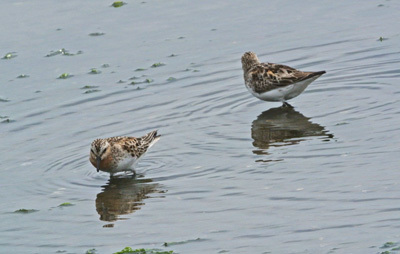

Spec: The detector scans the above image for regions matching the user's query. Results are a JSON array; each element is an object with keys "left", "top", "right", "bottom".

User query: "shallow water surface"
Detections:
[{"left": 1, "top": 1, "right": 400, "bottom": 253}]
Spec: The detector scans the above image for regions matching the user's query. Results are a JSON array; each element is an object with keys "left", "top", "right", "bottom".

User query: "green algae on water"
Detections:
[
  {"left": 89, "top": 68, "right": 102, "bottom": 74},
  {"left": 2, "top": 52, "right": 17, "bottom": 59},
  {"left": 113, "top": 247, "right": 174, "bottom": 254},
  {"left": 81, "top": 85, "right": 99, "bottom": 89},
  {"left": 84, "top": 89, "right": 101, "bottom": 94},
  {"left": 163, "top": 237, "right": 204, "bottom": 247},
  {"left": 17, "top": 74, "right": 30, "bottom": 78},
  {"left": 378, "top": 36, "right": 388, "bottom": 42},
  {"left": 381, "top": 242, "right": 396, "bottom": 248},
  {"left": 111, "top": 1, "right": 126, "bottom": 7},
  {"left": 58, "top": 73, "right": 71, "bottom": 79},
  {"left": 85, "top": 248, "right": 97, "bottom": 254},
  {"left": 113, "top": 247, "right": 134, "bottom": 254},
  {"left": 167, "top": 77, "right": 177, "bottom": 82},
  {"left": 130, "top": 78, "right": 153, "bottom": 85},
  {"left": 46, "top": 48, "right": 83, "bottom": 57},
  {"left": 151, "top": 62, "right": 165, "bottom": 68},
  {"left": 135, "top": 68, "right": 147, "bottom": 72},
  {"left": 14, "top": 209, "right": 39, "bottom": 214},
  {"left": 89, "top": 32, "right": 105, "bottom": 36},
  {"left": 58, "top": 202, "right": 74, "bottom": 207}
]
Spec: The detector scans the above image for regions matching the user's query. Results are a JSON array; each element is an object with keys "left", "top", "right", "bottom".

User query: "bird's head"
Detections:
[
  {"left": 90, "top": 139, "right": 111, "bottom": 172},
  {"left": 241, "top": 52, "right": 260, "bottom": 72}
]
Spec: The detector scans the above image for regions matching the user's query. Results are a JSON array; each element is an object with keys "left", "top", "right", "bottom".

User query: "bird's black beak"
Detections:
[{"left": 96, "top": 156, "right": 101, "bottom": 172}]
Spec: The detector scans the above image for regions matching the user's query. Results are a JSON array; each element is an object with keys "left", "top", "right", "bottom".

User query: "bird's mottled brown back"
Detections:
[
  {"left": 245, "top": 62, "right": 316, "bottom": 94},
  {"left": 106, "top": 130, "right": 160, "bottom": 159}
]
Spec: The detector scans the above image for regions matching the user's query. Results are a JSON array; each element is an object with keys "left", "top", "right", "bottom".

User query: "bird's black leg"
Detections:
[{"left": 282, "top": 102, "right": 294, "bottom": 108}]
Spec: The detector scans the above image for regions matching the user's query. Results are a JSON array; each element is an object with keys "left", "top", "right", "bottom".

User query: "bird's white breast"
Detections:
[{"left": 113, "top": 156, "right": 137, "bottom": 172}]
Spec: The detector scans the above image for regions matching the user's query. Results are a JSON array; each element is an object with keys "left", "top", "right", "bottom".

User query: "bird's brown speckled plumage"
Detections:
[
  {"left": 241, "top": 52, "right": 326, "bottom": 103},
  {"left": 90, "top": 130, "right": 160, "bottom": 176}
]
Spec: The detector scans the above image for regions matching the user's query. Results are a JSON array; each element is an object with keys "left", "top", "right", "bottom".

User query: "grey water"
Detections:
[{"left": 1, "top": 1, "right": 400, "bottom": 253}]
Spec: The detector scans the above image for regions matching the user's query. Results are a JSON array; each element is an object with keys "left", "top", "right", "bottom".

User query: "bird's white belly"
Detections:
[
  {"left": 247, "top": 76, "right": 319, "bottom": 102},
  {"left": 113, "top": 156, "right": 137, "bottom": 172}
]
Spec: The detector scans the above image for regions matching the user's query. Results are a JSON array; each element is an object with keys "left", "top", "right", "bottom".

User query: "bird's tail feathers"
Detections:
[
  {"left": 307, "top": 70, "right": 326, "bottom": 78},
  {"left": 142, "top": 130, "right": 161, "bottom": 148}
]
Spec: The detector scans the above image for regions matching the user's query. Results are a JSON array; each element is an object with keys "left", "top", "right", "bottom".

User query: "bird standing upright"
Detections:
[{"left": 241, "top": 52, "right": 326, "bottom": 107}]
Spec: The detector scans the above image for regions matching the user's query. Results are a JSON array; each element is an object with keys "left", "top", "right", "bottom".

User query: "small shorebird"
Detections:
[
  {"left": 241, "top": 52, "right": 326, "bottom": 107},
  {"left": 89, "top": 130, "right": 160, "bottom": 176}
]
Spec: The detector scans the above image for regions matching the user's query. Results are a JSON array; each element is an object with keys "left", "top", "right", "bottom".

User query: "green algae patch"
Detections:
[
  {"left": 89, "top": 68, "right": 102, "bottom": 74},
  {"left": 113, "top": 247, "right": 174, "bottom": 254},
  {"left": 81, "top": 85, "right": 99, "bottom": 89},
  {"left": 151, "top": 62, "right": 165, "bottom": 68},
  {"left": 129, "top": 77, "right": 154, "bottom": 85},
  {"left": 2, "top": 52, "right": 17, "bottom": 59},
  {"left": 17, "top": 74, "right": 30, "bottom": 78},
  {"left": 135, "top": 68, "right": 147, "bottom": 72},
  {"left": 378, "top": 241, "right": 400, "bottom": 254},
  {"left": 378, "top": 37, "right": 388, "bottom": 42},
  {"left": 46, "top": 48, "right": 83, "bottom": 57},
  {"left": 89, "top": 32, "right": 105, "bottom": 36},
  {"left": 85, "top": 249, "right": 97, "bottom": 254},
  {"left": 58, "top": 202, "right": 74, "bottom": 207},
  {"left": 167, "top": 77, "right": 177, "bottom": 82},
  {"left": 163, "top": 237, "right": 205, "bottom": 247},
  {"left": 58, "top": 73, "right": 72, "bottom": 79},
  {"left": 14, "top": 209, "right": 39, "bottom": 214},
  {"left": 84, "top": 89, "right": 101, "bottom": 94},
  {"left": 111, "top": 1, "right": 126, "bottom": 7},
  {"left": 381, "top": 242, "right": 396, "bottom": 248}
]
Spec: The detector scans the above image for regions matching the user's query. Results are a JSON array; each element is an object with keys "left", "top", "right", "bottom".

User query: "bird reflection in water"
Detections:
[
  {"left": 96, "top": 177, "right": 164, "bottom": 222},
  {"left": 251, "top": 105, "right": 333, "bottom": 157}
]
